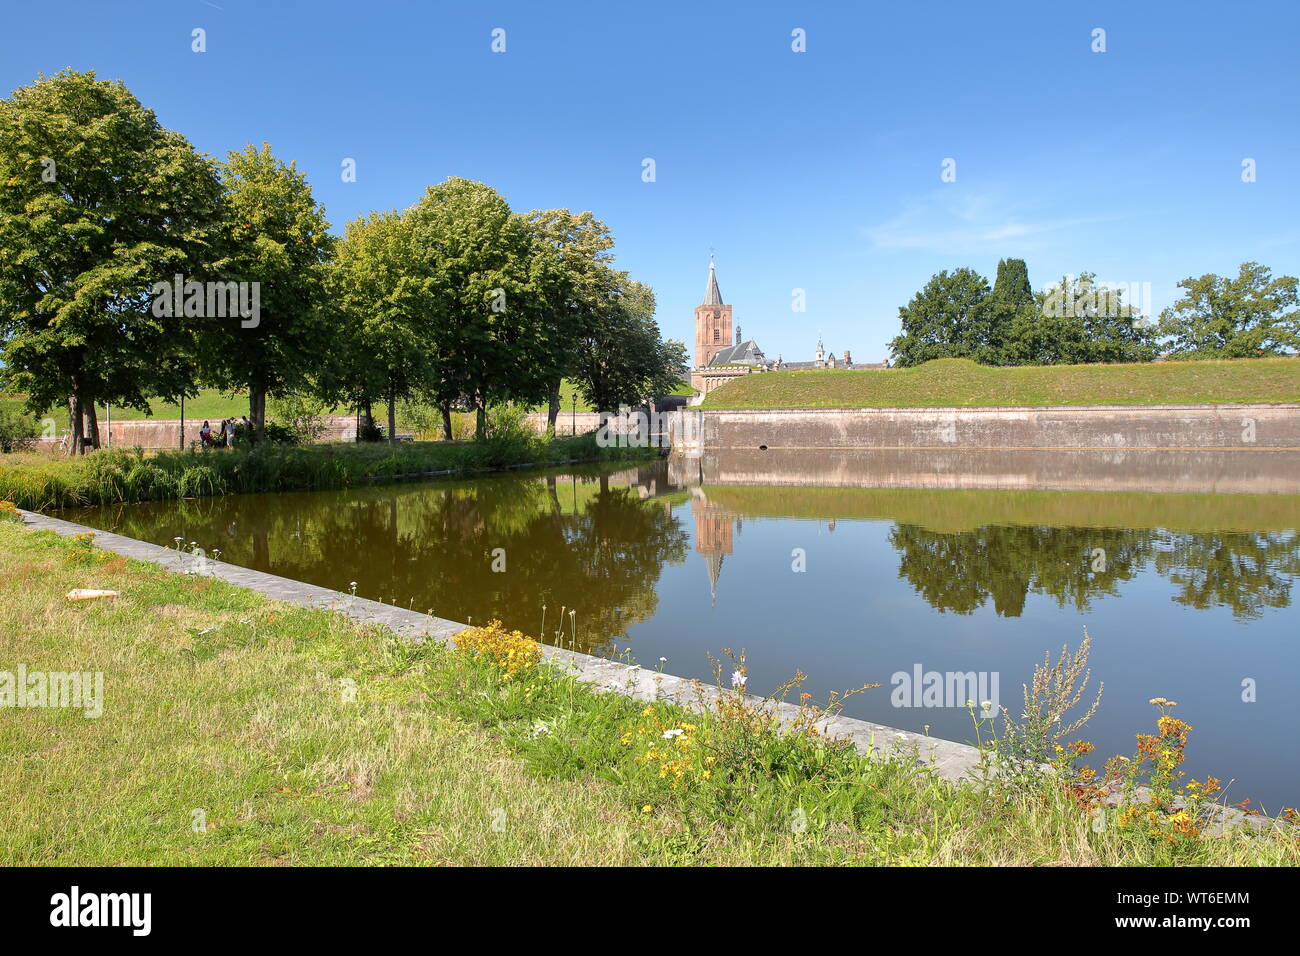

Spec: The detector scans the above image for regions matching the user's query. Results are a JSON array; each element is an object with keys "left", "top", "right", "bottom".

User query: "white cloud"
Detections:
[{"left": 863, "top": 190, "right": 1118, "bottom": 257}]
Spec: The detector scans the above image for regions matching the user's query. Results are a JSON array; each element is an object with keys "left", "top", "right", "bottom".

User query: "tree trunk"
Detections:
[
  {"left": 546, "top": 378, "right": 561, "bottom": 438},
  {"left": 440, "top": 404, "right": 453, "bottom": 442},
  {"left": 66, "top": 390, "right": 84, "bottom": 457},
  {"left": 250, "top": 387, "right": 266, "bottom": 444},
  {"left": 475, "top": 398, "right": 487, "bottom": 441},
  {"left": 84, "top": 401, "right": 101, "bottom": 450},
  {"left": 387, "top": 384, "right": 397, "bottom": 445},
  {"left": 360, "top": 399, "right": 373, "bottom": 442}
]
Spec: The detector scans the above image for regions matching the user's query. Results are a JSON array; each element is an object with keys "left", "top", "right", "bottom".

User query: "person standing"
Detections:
[{"left": 199, "top": 420, "right": 211, "bottom": 449}]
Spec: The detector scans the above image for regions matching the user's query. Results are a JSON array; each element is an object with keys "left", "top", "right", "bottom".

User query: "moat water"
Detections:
[{"left": 67, "top": 457, "right": 1300, "bottom": 810}]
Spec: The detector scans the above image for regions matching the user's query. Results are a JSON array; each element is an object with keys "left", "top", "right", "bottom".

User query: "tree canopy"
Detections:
[
  {"left": 1159, "top": 262, "right": 1299, "bottom": 358},
  {"left": 0, "top": 69, "right": 222, "bottom": 448},
  {"left": 891, "top": 260, "right": 1165, "bottom": 367},
  {"left": 0, "top": 72, "right": 682, "bottom": 452}
]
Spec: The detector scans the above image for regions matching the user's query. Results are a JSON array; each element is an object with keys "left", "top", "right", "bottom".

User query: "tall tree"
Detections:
[
  {"left": 987, "top": 258, "right": 1034, "bottom": 363},
  {"left": 888, "top": 268, "right": 994, "bottom": 367},
  {"left": 327, "top": 210, "right": 433, "bottom": 442},
  {"left": 1158, "top": 262, "right": 1299, "bottom": 358},
  {"left": 523, "top": 209, "right": 615, "bottom": 435},
  {"left": 570, "top": 274, "right": 682, "bottom": 412},
  {"left": 405, "top": 178, "right": 552, "bottom": 439},
  {"left": 204, "top": 143, "right": 335, "bottom": 441},
  {"left": 0, "top": 69, "right": 221, "bottom": 452}
]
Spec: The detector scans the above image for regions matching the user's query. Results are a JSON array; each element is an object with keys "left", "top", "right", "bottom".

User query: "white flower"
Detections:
[
  {"left": 980, "top": 701, "right": 993, "bottom": 711},
  {"left": 731, "top": 670, "right": 747, "bottom": 688},
  {"left": 661, "top": 728, "right": 684, "bottom": 739},
  {"left": 659, "top": 657, "right": 667, "bottom": 663}
]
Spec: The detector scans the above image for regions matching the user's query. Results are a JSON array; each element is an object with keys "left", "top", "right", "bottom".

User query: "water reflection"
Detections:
[
  {"left": 80, "top": 466, "right": 687, "bottom": 655},
  {"left": 71, "top": 460, "right": 1300, "bottom": 632},
  {"left": 888, "top": 525, "right": 1299, "bottom": 620}
]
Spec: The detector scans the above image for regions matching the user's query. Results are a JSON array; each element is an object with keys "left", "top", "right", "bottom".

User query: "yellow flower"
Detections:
[{"left": 452, "top": 621, "right": 541, "bottom": 679}]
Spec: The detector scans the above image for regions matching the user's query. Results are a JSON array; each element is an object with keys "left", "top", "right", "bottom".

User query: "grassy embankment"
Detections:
[
  {"left": 0, "top": 434, "right": 653, "bottom": 513},
  {"left": 1, "top": 512, "right": 1296, "bottom": 866},
  {"left": 701, "top": 357, "right": 1300, "bottom": 409}
]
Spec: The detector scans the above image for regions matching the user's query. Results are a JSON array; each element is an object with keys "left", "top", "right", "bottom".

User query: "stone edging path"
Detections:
[{"left": 17, "top": 507, "right": 984, "bottom": 783}]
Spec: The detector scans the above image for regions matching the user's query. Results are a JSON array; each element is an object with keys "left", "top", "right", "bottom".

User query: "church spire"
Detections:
[{"left": 703, "top": 254, "right": 723, "bottom": 306}]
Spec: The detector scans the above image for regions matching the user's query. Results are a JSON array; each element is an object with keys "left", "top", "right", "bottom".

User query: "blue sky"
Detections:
[{"left": 3, "top": 0, "right": 1297, "bottom": 362}]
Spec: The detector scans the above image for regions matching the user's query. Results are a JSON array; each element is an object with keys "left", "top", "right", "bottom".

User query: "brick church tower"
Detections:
[{"left": 693, "top": 255, "right": 733, "bottom": 369}]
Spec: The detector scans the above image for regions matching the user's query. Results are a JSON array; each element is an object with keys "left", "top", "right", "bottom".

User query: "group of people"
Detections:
[{"left": 198, "top": 417, "right": 250, "bottom": 450}]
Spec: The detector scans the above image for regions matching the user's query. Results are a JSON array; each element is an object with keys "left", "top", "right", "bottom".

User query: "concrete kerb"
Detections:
[{"left": 17, "top": 507, "right": 984, "bottom": 783}]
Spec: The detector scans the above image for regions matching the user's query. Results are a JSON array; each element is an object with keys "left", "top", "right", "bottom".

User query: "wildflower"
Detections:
[
  {"left": 731, "top": 670, "right": 747, "bottom": 689},
  {"left": 641, "top": 805, "right": 652, "bottom": 814},
  {"left": 661, "top": 728, "right": 684, "bottom": 739},
  {"left": 980, "top": 700, "right": 993, "bottom": 712},
  {"left": 453, "top": 621, "right": 542, "bottom": 679}
]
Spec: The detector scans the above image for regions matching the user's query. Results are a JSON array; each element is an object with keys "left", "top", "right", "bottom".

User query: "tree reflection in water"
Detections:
[
  {"left": 889, "top": 524, "right": 1299, "bottom": 620},
  {"left": 84, "top": 467, "right": 688, "bottom": 656}
]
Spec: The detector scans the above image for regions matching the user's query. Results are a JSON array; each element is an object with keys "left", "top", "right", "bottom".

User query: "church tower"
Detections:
[{"left": 694, "top": 255, "right": 733, "bottom": 369}]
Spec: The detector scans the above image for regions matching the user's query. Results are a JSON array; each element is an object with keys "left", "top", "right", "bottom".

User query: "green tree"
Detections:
[
  {"left": 327, "top": 210, "right": 433, "bottom": 442},
  {"left": 204, "top": 144, "right": 335, "bottom": 442},
  {"left": 888, "top": 268, "right": 994, "bottom": 367},
  {"left": 986, "top": 258, "right": 1035, "bottom": 364},
  {"left": 1003, "top": 273, "right": 1156, "bottom": 365},
  {"left": 523, "top": 209, "right": 616, "bottom": 436},
  {"left": 405, "top": 178, "right": 554, "bottom": 439},
  {"left": 570, "top": 274, "right": 683, "bottom": 412},
  {"left": 1158, "top": 262, "right": 1299, "bottom": 358},
  {"left": 0, "top": 70, "right": 222, "bottom": 453}
]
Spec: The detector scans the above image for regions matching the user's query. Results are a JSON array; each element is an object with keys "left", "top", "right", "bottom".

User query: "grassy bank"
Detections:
[
  {"left": 1, "top": 515, "right": 1295, "bottom": 865},
  {"left": 0, "top": 434, "right": 654, "bottom": 512},
  {"left": 701, "top": 357, "right": 1300, "bottom": 409}
]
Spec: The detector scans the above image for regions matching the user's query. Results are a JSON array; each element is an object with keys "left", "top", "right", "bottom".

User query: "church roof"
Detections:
[
  {"left": 708, "top": 339, "right": 765, "bottom": 367},
  {"left": 703, "top": 260, "right": 724, "bottom": 306}
]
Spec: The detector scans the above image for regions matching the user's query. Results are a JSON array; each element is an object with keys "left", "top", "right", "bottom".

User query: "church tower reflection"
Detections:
[{"left": 692, "top": 494, "right": 735, "bottom": 606}]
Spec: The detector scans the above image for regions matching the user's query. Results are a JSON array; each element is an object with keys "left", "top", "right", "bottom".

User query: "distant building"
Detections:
[{"left": 689, "top": 256, "right": 887, "bottom": 395}]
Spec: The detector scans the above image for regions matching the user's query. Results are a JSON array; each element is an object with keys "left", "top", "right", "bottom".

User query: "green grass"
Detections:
[
  {"left": 1, "top": 517, "right": 1295, "bottom": 866},
  {"left": 2, "top": 377, "right": 699, "bottom": 428},
  {"left": 0, "top": 434, "right": 656, "bottom": 512},
  {"left": 701, "top": 357, "right": 1300, "bottom": 409},
  {"left": 1, "top": 388, "right": 255, "bottom": 423}
]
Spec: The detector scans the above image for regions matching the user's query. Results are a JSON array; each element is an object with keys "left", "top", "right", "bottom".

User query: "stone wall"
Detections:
[
  {"left": 670, "top": 404, "right": 1300, "bottom": 451},
  {"left": 523, "top": 411, "right": 603, "bottom": 436},
  {"left": 37, "top": 415, "right": 358, "bottom": 450}
]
